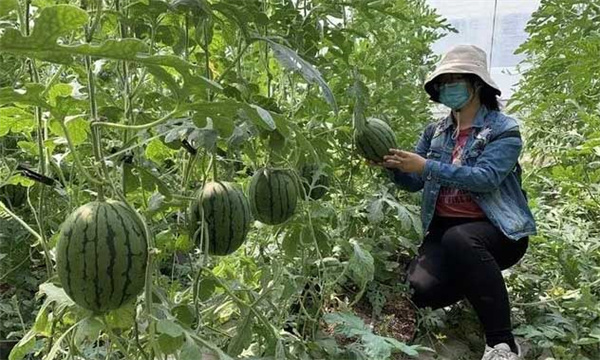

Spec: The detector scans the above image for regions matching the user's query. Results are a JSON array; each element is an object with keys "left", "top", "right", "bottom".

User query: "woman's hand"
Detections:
[{"left": 383, "top": 149, "right": 427, "bottom": 174}]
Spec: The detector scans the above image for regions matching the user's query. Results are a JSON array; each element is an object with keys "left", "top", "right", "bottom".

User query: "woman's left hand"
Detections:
[{"left": 383, "top": 149, "right": 427, "bottom": 174}]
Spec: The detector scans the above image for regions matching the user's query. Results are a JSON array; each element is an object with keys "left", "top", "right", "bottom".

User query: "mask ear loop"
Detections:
[{"left": 452, "top": 112, "right": 461, "bottom": 140}]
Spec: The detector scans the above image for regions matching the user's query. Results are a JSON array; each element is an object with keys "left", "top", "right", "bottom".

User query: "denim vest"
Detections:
[{"left": 388, "top": 106, "right": 537, "bottom": 241}]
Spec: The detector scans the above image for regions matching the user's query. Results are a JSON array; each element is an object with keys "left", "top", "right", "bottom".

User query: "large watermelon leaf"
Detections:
[
  {"left": 257, "top": 37, "right": 338, "bottom": 114},
  {"left": 0, "top": 84, "right": 50, "bottom": 108},
  {"left": 0, "top": 5, "right": 220, "bottom": 92}
]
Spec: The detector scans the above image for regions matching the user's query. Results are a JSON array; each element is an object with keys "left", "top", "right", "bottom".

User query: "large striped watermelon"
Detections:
[
  {"left": 249, "top": 168, "right": 298, "bottom": 225},
  {"left": 189, "top": 181, "right": 251, "bottom": 256},
  {"left": 353, "top": 117, "right": 397, "bottom": 162},
  {"left": 55, "top": 201, "right": 148, "bottom": 313}
]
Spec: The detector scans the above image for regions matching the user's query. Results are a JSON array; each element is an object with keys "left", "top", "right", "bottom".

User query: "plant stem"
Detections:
[
  {"left": 85, "top": 56, "right": 107, "bottom": 201},
  {"left": 215, "top": 42, "right": 250, "bottom": 83},
  {"left": 22, "top": 0, "right": 53, "bottom": 277},
  {"left": 211, "top": 152, "right": 217, "bottom": 181},
  {"left": 84, "top": 0, "right": 109, "bottom": 201},
  {"left": 58, "top": 118, "right": 105, "bottom": 185},
  {"left": 91, "top": 109, "right": 178, "bottom": 130}
]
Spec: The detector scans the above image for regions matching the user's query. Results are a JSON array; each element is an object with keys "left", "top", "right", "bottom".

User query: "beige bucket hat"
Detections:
[{"left": 424, "top": 44, "right": 501, "bottom": 102}]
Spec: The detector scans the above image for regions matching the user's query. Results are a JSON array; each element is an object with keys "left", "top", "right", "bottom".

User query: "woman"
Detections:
[{"left": 375, "top": 45, "right": 536, "bottom": 360}]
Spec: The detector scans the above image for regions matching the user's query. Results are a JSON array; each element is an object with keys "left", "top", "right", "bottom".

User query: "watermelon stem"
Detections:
[
  {"left": 21, "top": 0, "right": 53, "bottom": 278},
  {"left": 211, "top": 152, "right": 218, "bottom": 181},
  {"left": 58, "top": 120, "right": 104, "bottom": 186}
]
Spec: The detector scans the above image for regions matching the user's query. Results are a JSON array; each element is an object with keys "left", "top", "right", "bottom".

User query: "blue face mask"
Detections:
[{"left": 438, "top": 82, "right": 471, "bottom": 110}]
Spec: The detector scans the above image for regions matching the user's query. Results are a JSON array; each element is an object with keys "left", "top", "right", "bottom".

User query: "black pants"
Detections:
[{"left": 406, "top": 215, "right": 528, "bottom": 343}]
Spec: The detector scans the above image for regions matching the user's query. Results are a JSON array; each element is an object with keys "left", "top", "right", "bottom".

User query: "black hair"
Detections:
[{"left": 465, "top": 74, "right": 501, "bottom": 111}]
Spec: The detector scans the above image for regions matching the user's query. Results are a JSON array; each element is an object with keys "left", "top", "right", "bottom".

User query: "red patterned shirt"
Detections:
[{"left": 435, "top": 127, "right": 485, "bottom": 218}]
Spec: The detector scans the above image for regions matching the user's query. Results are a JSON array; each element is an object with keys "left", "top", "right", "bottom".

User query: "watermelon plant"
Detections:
[
  {"left": 506, "top": 1, "right": 600, "bottom": 358},
  {"left": 299, "top": 163, "right": 329, "bottom": 200},
  {"left": 0, "top": 0, "right": 452, "bottom": 359}
]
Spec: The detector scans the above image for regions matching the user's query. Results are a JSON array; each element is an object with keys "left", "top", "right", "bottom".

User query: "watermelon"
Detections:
[
  {"left": 299, "top": 164, "right": 330, "bottom": 200},
  {"left": 189, "top": 181, "right": 251, "bottom": 256},
  {"left": 55, "top": 201, "right": 148, "bottom": 313},
  {"left": 0, "top": 184, "right": 26, "bottom": 208},
  {"left": 249, "top": 168, "right": 298, "bottom": 225},
  {"left": 354, "top": 117, "right": 397, "bottom": 162}
]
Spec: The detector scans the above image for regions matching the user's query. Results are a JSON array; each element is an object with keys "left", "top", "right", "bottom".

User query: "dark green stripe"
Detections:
[
  {"left": 63, "top": 210, "right": 83, "bottom": 298},
  {"left": 205, "top": 184, "right": 217, "bottom": 254},
  {"left": 104, "top": 205, "right": 118, "bottom": 307},
  {"left": 220, "top": 182, "right": 234, "bottom": 255},
  {"left": 93, "top": 206, "right": 102, "bottom": 310},
  {"left": 367, "top": 126, "right": 386, "bottom": 158},
  {"left": 359, "top": 133, "right": 379, "bottom": 161},
  {"left": 107, "top": 203, "right": 134, "bottom": 306},
  {"left": 237, "top": 188, "right": 248, "bottom": 246},
  {"left": 276, "top": 173, "right": 286, "bottom": 223},
  {"left": 371, "top": 121, "right": 395, "bottom": 149},
  {"left": 81, "top": 208, "right": 92, "bottom": 309},
  {"left": 266, "top": 170, "right": 274, "bottom": 223},
  {"left": 239, "top": 189, "right": 249, "bottom": 242}
]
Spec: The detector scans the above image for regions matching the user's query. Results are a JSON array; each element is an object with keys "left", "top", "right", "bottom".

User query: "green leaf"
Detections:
[
  {"left": 3, "top": 5, "right": 88, "bottom": 63},
  {"left": 227, "top": 308, "right": 253, "bottom": 356},
  {"left": 74, "top": 317, "right": 104, "bottom": 345},
  {"left": 258, "top": 37, "right": 338, "bottom": 114},
  {"left": 157, "top": 319, "right": 184, "bottom": 337},
  {"left": 0, "top": 84, "right": 50, "bottom": 108},
  {"left": 0, "top": 0, "right": 18, "bottom": 17},
  {"left": 17, "top": 140, "right": 56, "bottom": 157},
  {"left": 348, "top": 239, "right": 374, "bottom": 294},
  {"left": 0, "top": 107, "right": 35, "bottom": 136},
  {"left": 248, "top": 104, "right": 276, "bottom": 131},
  {"left": 172, "top": 304, "right": 196, "bottom": 328},
  {"left": 157, "top": 333, "right": 184, "bottom": 354},
  {"left": 180, "top": 340, "right": 204, "bottom": 360},
  {"left": 0, "top": 6, "right": 220, "bottom": 92},
  {"left": 103, "top": 302, "right": 136, "bottom": 329},
  {"left": 197, "top": 278, "right": 217, "bottom": 301},
  {"left": 367, "top": 198, "right": 384, "bottom": 224},
  {"left": 145, "top": 138, "right": 176, "bottom": 163},
  {"left": 323, "top": 312, "right": 369, "bottom": 338},
  {"left": 136, "top": 165, "right": 173, "bottom": 199},
  {"left": 49, "top": 117, "right": 89, "bottom": 146},
  {"left": 8, "top": 330, "right": 35, "bottom": 360},
  {"left": 38, "top": 283, "right": 75, "bottom": 314},
  {"left": 146, "top": 65, "right": 185, "bottom": 99}
]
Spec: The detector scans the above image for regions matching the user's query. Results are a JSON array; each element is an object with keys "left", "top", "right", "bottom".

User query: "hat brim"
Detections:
[{"left": 424, "top": 62, "right": 501, "bottom": 102}]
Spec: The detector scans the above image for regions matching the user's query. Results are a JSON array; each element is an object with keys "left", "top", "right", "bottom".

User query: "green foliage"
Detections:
[
  {"left": 509, "top": 0, "right": 600, "bottom": 358},
  {"left": 323, "top": 311, "right": 433, "bottom": 359},
  {"left": 0, "top": 0, "right": 452, "bottom": 359}
]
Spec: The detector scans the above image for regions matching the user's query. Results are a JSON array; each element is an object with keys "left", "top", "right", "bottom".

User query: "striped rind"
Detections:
[
  {"left": 354, "top": 118, "right": 398, "bottom": 162},
  {"left": 189, "top": 181, "right": 251, "bottom": 256},
  {"left": 55, "top": 201, "right": 148, "bottom": 313},
  {"left": 249, "top": 168, "right": 298, "bottom": 225}
]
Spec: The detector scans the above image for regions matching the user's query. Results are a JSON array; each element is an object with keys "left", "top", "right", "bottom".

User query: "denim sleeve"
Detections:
[
  {"left": 421, "top": 127, "right": 522, "bottom": 192},
  {"left": 386, "top": 123, "right": 435, "bottom": 192}
]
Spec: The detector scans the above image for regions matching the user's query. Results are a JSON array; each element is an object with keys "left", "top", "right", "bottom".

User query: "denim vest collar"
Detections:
[{"left": 439, "top": 106, "right": 489, "bottom": 132}]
